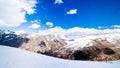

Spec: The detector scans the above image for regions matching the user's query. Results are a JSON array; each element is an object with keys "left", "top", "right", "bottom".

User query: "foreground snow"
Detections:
[{"left": 0, "top": 46, "right": 120, "bottom": 68}]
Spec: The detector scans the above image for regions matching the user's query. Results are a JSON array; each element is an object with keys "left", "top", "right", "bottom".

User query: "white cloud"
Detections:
[
  {"left": 38, "top": 27, "right": 66, "bottom": 35},
  {"left": 0, "top": 0, "right": 37, "bottom": 27},
  {"left": 98, "top": 26, "right": 102, "bottom": 29},
  {"left": 111, "top": 25, "right": 120, "bottom": 28},
  {"left": 30, "top": 20, "right": 40, "bottom": 24},
  {"left": 15, "top": 30, "right": 26, "bottom": 35},
  {"left": 28, "top": 24, "right": 40, "bottom": 29},
  {"left": 66, "top": 9, "right": 77, "bottom": 14},
  {"left": 54, "top": 0, "right": 63, "bottom": 4},
  {"left": 46, "top": 22, "right": 53, "bottom": 27},
  {"left": 38, "top": 26, "right": 120, "bottom": 36}
]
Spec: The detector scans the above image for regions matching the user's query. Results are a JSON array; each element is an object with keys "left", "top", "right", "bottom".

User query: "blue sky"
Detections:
[
  {"left": 0, "top": 0, "right": 120, "bottom": 33},
  {"left": 26, "top": 0, "right": 120, "bottom": 28}
]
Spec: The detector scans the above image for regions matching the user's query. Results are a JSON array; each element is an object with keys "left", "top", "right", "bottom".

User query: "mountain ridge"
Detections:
[{"left": 0, "top": 30, "right": 120, "bottom": 61}]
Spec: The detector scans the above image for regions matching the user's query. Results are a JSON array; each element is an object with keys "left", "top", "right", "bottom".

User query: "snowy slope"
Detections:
[{"left": 0, "top": 46, "right": 120, "bottom": 68}]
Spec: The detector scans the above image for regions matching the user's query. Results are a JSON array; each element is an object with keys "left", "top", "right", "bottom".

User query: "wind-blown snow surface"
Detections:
[{"left": 0, "top": 46, "right": 120, "bottom": 68}]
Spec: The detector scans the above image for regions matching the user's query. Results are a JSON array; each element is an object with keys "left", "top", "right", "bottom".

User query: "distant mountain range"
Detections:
[
  {"left": 0, "top": 30, "right": 29, "bottom": 47},
  {"left": 0, "top": 29, "right": 120, "bottom": 61}
]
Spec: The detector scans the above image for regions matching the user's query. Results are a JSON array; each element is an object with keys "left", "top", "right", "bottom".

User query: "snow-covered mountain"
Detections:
[
  {"left": 0, "top": 46, "right": 120, "bottom": 68},
  {"left": 0, "top": 30, "right": 29, "bottom": 47},
  {"left": 64, "top": 33, "right": 120, "bottom": 49},
  {"left": 20, "top": 34, "right": 67, "bottom": 54},
  {"left": 0, "top": 30, "right": 120, "bottom": 61}
]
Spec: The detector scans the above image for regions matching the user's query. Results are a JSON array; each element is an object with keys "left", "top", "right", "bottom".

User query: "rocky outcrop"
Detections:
[
  {"left": 52, "top": 48, "right": 73, "bottom": 59},
  {"left": 19, "top": 34, "right": 67, "bottom": 54},
  {"left": 69, "top": 39, "right": 120, "bottom": 61}
]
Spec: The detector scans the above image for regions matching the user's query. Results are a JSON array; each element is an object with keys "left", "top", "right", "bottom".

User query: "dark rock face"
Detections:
[
  {"left": 69, "top": 44, "right": 119, "bottom": 61},
  {"left": 70, "top": 50, "right": 90, "bottom": 60},
  {"left": 103, "top": 48, "right": 115, "bottom": 55},
  {"left": 70, "top": 46, "right": 102, "bottom": 60},
  {"left": 53, "top": 39, "right": 59, "bottom": 43},
  {"left": 39, "top": 41, "right": 46, "bottom": 47},
  {"left": 82, "top": 46, "right": 102, "bottom": 58},
  {"left": 52, "top": 48, "right": 73, "bottom": 59}
]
